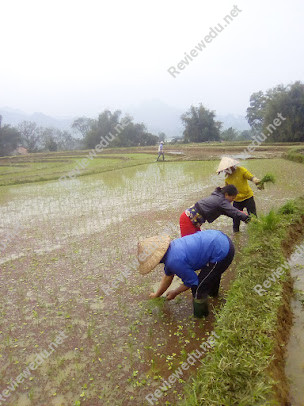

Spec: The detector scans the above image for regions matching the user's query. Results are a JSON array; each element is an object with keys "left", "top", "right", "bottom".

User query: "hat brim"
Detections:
[
  {"left": 216, "top": 157, "right": 239, "bottom": 173},
  {"left": 137, "top": 235, "right": 170, "bottom": 275}
]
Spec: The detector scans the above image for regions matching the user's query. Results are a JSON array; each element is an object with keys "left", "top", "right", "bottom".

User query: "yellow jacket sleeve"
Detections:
[{"left": 242, "top": 167, "right": 254, "bottom": 180}]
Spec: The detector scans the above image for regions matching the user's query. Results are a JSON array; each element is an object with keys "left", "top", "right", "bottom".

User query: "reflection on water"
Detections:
[
  {"left": 1, "top": 159, "right": 304, "bottom": 265},
  {"left": 0, "top": 162, "right": 216, "bottom": 262},
  {"left": 285, "top": 249, "right": 304, "bottom": 406}
]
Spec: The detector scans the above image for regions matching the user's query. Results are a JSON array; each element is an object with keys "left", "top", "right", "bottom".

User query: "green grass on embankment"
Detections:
[
  {"left": 180, "top": 197, "right": 304, "bottom": 406},
  {"left": 283, "top": 147, "right": 304, "bottom": 164}
]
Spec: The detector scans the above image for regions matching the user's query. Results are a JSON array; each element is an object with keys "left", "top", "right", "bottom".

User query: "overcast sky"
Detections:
[{"left": 1, "top": 0, "right": 303, "bottom": 118}]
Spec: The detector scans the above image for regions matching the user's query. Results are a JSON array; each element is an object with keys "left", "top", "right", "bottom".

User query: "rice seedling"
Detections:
[
  {"left": 257, "top": 173, "right": 276, "bottom": 189},
  {"left": 250, "top": 209, "right": 281, "bottom": 232},
  {"left": 278, "top": 200, "right": 296, "bottom": 214}
]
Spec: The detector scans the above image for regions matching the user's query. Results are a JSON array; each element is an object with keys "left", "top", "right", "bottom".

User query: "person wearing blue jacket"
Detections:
[{"left": 137, "top": 230, "right": 235, "bottom": 317}]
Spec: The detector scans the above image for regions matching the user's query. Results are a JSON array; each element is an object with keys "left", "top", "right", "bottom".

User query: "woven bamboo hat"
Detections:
[
  {"left": 216, "top": 157, "right": 239, "bottom": 174},
  {"left": 137, "top": 235, "right": 171, "bottom": 275}
]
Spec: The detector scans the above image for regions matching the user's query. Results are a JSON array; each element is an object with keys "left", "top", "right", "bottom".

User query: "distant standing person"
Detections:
[
  {"left": 157, "top": 141, "right": 165, "bottom": 161},
  {"left": 216, "top": 157, "right": 261, "bottom": 232}
]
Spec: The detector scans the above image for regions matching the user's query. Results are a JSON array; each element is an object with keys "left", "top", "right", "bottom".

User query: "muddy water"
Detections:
[
  {"left": 1, "top": 158, "right": 304, "bottom": 405},
  {"left": 0, "top": 161, "right": 218, "bottom": 264},
  {"left": 285, "top": 246, "right": 304, "bottom": 406},
  {"left": 1, "top": 158, "right": 304, "bottom": 264}
]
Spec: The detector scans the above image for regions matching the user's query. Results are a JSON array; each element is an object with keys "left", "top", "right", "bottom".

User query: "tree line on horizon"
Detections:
[{"left": 1, "top": 81, "right": 304, "bottom": 156}]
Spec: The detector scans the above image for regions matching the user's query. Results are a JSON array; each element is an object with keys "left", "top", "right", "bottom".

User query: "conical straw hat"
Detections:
[
  {"left": 216, "top": 157, "right": 239, "bottom": 173},
  {"left": 137, "top": 235, "right": 171, "bottom": 275}
]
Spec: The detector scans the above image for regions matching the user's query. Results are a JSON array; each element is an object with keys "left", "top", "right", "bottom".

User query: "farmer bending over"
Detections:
[
  {"left": 217, "top": 157, "right": 261, "bottom": 232},
  {"left": 180, "top": 185, "right": 250, "bottom": 237},
  {"left": 137, "top": 230, "right": 235, "bottom": 317}
]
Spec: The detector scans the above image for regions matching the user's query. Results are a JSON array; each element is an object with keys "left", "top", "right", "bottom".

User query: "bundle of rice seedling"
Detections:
[{"left": 257, "top": 173, "right": 276, "bottom": 190}]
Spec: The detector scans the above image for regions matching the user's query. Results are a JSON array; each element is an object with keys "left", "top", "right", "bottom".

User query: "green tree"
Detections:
[
  {"left": 110, "top": 117, "right": 158, "bottom": 147},
  {"left": 263, "top": 81, "right": 304, "bottom": 142},
  {"left": 181, "top": 104, "right": 221, "bottom": 143},
  {"left": 56, "top": 130, "right": 81, "bottom": 150},
  {"left": 0, "top": 125, "right": 20, "bottom": 156},
  {"left": 84, "top": 110, "right": 121, "bottom": 148},
  {"left": 46, "top": 137, "right": 58, "bottom": 151},
  {"left": 246, "top": 85, "right": 286, "bottom": 131},
  {"left": 239, "top": 129, "right": 255, "bottom": 140},
  {"left": 39, "top": 128, "right": 58, "bottom": 151},
  {"left": 220, "top": 127, "right": 239, "bottom": 141},
  {"left": 247, "top": 82, "right": 304, "bottom": 142},
  {"left": 71, "top": 116, "right": 95, "bottom": 138},
  {"left": 17, "top": 121, "right": 41, "bottom": 152},
  {"left": 246, "top": 91, "right": 268, "bottom": 131},
  {"left": 84, "top": 110, "right": 158, "bottom": 148}
]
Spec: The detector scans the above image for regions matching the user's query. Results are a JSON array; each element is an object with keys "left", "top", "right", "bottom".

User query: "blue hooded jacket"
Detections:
[{"left": 163, "top": 230, "right": 229, "bottom": 287}]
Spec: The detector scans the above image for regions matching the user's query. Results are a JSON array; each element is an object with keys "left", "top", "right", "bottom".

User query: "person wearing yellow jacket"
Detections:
[{"left": 216, "top": 157, "right": 261, "bottom": 232}]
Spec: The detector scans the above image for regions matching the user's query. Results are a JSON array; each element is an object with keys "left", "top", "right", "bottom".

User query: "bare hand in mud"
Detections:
[
  {"left": 166, "top": 291, "right": 177, "bottom": 300},
  {"left": 149, "top": 292, "right": 158, "bottom": 299}
]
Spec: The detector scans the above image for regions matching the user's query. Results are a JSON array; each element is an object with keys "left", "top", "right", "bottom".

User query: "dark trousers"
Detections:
[
  {"left": 191, "top": 237, "right": 235, "bottom": 299},
  {"left": 233, "top": 196, "right": 257, "bottom": 232},
  {"left": 157, "top": 152, "right": 164, "bottom": 161}
]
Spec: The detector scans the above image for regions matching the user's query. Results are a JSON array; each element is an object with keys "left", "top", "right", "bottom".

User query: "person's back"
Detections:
[
  {"left": 165, "top": 230, "right": 230, "bottom": 274},
  {"left": 225, "top": 166, "right": 254, "bottom": 202},
  {"left": 180, "top": 186, "right": 249, "bottom": 236},
  {"left": 138, "top": 230, "right": 235, "bottom": 317}
]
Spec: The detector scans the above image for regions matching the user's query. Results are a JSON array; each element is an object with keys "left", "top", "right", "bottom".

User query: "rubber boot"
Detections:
[{"left": 193, "top": 298, "right": 209, "bottom": 318}]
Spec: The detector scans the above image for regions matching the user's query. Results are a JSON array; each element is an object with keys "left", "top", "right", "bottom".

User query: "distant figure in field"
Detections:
[
  {"left": 216, "top": 157, "right": 261, "bottom": 232},
  {"left": 156, "top": 141, "right": 164, "bottom": 161}
]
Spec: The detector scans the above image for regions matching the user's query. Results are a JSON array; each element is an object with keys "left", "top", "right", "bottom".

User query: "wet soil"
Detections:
[{"left": 1, "top": 158, "right": 304, "bottom": 405}]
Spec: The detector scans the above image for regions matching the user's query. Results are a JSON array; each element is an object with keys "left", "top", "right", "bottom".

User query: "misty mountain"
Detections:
[
  {"left": 216, "top": 114, "right": 250, "bottom": 132},
  {"left": 127, "top": 100, "right": 250, "bottom": 139},
  {"left": 126, "top": 100, "right": 184, "bottom": 139},
  {"left": 0, "top": 107, "right": 73, "bottom": 131}
]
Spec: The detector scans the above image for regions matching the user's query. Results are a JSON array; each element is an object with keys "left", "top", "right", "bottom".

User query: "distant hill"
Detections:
[
  {"left": 217, "top": 114, "right": 250, "bottom": 132},
  {"left": 126, "top": 100, "right": 184, "bottom": 139},
  {"left": 0, "top": 103, "right": 250, "bottom": 138},
  {"left": 0, "top": 107, "right": 73, "bottom": 130},
  {"left": 127, "top": 100, "right": 250, "bottom": 139}
]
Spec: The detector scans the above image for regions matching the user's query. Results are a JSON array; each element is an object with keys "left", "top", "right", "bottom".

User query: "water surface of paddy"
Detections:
[
  {"left": 285, "top": 247, "right": 304, "bottom": 406},
  {"left": 1, "top": 158, "right": 304, "bottom": 405}
]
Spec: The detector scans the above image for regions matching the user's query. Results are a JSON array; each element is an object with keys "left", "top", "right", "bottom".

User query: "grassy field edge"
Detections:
[
  {"left": 179, "top": 197, "right": 304, "bottom": 406},
  {"left": 283, "top": 146, "right": 304, "bottom": 164}
]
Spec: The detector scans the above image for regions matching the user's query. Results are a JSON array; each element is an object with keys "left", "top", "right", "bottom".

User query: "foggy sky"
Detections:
[{"left": 1, "top": 0, "right": 303, "bottom": 118}]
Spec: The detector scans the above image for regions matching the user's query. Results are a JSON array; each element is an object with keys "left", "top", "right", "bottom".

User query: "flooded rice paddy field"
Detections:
[{"left": 1, "top": 158, "right": 304, "bottom": 405}]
